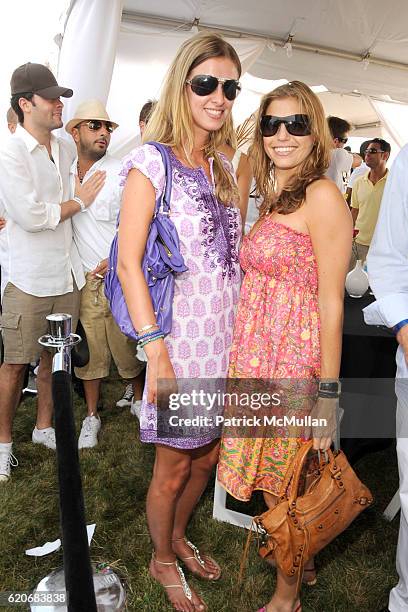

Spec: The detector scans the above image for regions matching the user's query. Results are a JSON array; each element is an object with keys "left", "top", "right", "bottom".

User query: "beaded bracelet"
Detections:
[
  {"left": 137, "top": 328, "right": 164, "bottom": 345},
  {"left": 139, "top": 334, "right": 165, "bottom": 349},
  {"left": 137, "top": 328, "right": 163, "bottom": 343}
]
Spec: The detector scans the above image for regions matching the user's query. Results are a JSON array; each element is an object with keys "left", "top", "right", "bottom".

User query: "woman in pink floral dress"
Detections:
[{"left": 218, "top": 82, "right": 352, "bottom": 612}]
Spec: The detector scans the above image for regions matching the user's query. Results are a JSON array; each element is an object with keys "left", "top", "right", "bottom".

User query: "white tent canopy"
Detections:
[{"left": 58, "top": 0, "right": 408, "bottom": 156}]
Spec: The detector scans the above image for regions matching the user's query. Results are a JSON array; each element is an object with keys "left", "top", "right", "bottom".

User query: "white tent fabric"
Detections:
[
  {"left": 58, "top": 0, "right": 408, "bottom": 157},
  {"left": 122, "top": 0, "right": 408, "bottom": 101},
  {"left": 59, "top": 1, "right": 265, "bottom": 156},
  {"left": 59, "top": 0, "right": 122, "bottom": 126},
  {"left": 370, "top": 98, "right": 408, "bottom": 148}
]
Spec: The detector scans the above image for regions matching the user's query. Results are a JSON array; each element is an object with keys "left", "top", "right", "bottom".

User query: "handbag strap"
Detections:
[
  {"left": 279, "top": 440, "right": 313, "bottom": 498},
  {"left": 279, "top": 440, "right": 336, "bottom": 504},
  {"left": 291, "top": 442, "right": 335, "bottom": 505},
  {"left": 146, "top": 141, "right": 172, "bottom": 215}
]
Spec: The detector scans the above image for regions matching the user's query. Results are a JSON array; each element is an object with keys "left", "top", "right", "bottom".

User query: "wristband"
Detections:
[
  {"left": 393, "top": 319, "right": 408, "bottom": 335},
  {"left": 73, "top": 196, "right": 87, "bottom": 212},
  {"left": 318, "top": 380, "right": 341, "bottom": 399}
]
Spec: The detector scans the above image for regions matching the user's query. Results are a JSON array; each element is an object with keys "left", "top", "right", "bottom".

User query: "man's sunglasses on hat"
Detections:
[{"left": 75, "top": 120, "right": 114, "bottom": 133}]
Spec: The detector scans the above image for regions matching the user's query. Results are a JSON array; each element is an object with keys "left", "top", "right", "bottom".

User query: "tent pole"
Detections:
[{"left": 121, "top": 10, "right": 408, "bottom": 73}]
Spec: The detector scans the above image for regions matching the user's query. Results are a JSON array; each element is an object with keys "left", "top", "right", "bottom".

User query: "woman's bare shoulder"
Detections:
[{"left": 305, "top": 177, "right": 351, "bottom": 226}]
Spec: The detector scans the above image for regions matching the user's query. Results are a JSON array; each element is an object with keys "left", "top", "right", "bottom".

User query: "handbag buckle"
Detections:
[
  {"left": 255, "top": 522, "right": 269, "bottom": 547},
  {"left": 318, "top": 449, "right": 329, "bottom": 465}
]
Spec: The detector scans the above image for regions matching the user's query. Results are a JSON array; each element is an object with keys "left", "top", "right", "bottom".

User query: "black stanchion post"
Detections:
[
  {"left": 32, "top": 314, "right": 125, "bottom": 611},
  {"left": 52, "top": 369, "right": 97, "bottom": 612},
  {"left": 39, "top": 314, "right": 97, "bottom": 612}
]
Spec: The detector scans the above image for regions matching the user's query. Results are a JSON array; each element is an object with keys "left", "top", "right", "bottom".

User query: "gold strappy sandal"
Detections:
[
  {"left": 172, "top": 537, "right": 222, "bottom": 581},
  {"left": 152, "top": 553, "right": 193, "bottom": 605}
]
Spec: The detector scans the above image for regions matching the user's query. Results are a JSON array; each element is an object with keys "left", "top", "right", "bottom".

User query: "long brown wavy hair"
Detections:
[
  {"left": 143, "top": 32, "right": 241, "bottom": 206},
  {"left": 249, "top": 81, "right": 332, "bottom": 216}
]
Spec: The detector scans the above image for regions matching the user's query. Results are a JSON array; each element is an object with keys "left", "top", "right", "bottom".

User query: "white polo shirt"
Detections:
[
  {"left": 348, "top": 162, "right": 368, "bottom": 188},
  {"left": 0, "top": 125, "right": 85, "bottom": 298},
  {"left": 71, "top": 154, "right": 122, "bottom": 273},
  {"left": 326, "top": 148, "right": 353, "bottom": 192}
]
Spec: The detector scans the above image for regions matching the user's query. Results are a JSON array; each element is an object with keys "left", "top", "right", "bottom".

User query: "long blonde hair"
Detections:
[
  {"left": 143, "top": 32, "right": 241, "bottom": 206},
  {"left": 249, "top": 81, "right": 332, "bottom": 216}
]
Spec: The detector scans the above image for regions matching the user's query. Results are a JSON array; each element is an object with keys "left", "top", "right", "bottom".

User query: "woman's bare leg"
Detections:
[
  {"left": 171, "top": 440, "right": 221, "bottom": 579},
  {"left": 262, "top": 491, "right": 301, "bottom": 612},
  {"left": 147, "top": 444, "right": 205, "bottom": 611}
]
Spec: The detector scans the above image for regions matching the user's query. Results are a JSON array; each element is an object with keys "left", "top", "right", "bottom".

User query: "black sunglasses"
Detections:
[
  {"left": 186, "top": 74, "right": 241, "bottom": 101},
  {"left": 260, "top": 114, "right": 312, "bottom": 137},
  {"left": 365, "top": 148, "right": 384, "bottom": 154},
  {"left": 77, "top": 120, "right": 114, "bottom": 133},
  {"left": 336, "top": 136, "right": 348, "bottom": 144}
]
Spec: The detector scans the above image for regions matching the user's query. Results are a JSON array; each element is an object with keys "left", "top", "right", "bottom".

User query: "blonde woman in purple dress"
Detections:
[{"left": 117, "top": 33, "right": 243, "bottom": 612}]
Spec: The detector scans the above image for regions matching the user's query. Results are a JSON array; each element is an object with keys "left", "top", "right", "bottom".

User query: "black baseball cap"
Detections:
[{"left": 11, "top": 63, "right": 73, "bottom": 99}]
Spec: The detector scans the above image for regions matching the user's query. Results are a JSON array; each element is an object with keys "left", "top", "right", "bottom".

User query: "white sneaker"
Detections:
[
  {"left": 116, "top": 383, "right": 134, "bottom": 408},
  {"left": 0, "top": 443, "right": 18, "bottom": 482},
  {"left": 32, "top": 427, "right": 56, "bottom": 450},
  {"left": 130, "top": 400, "right": 141, "bottom": 420},
  {"left": 78, "top": 415, "right": 101, "bottom": 449}
]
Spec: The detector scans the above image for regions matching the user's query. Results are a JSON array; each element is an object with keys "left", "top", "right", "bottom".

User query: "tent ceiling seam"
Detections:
[{"left": 122, "top": 10, "right": 408, "bottom": 72}]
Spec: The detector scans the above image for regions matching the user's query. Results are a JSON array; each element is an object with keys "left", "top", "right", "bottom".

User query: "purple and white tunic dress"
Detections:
[{"left": 120, "top": 144, "right": 242, "bottom": 449}]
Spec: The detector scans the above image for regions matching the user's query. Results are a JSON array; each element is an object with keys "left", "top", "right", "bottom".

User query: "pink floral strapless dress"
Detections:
[{"left": 217, "top": 216, "right": 320, "bottom": 501}]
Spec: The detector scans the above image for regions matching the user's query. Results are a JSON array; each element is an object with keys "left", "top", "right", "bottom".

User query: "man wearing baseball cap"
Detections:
[{"left": 0, "top": 63, "right": 106, "bottom": 481}]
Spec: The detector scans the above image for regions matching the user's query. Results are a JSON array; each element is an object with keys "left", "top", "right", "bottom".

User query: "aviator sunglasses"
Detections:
[
  {"left": 186, "top": 74, "right": 241, "bottom": 101},
  {"left": 76, "top": 119, "right": 115, "bottom": 133},
  {"left": 260, "top": 114, "right": 312, "bottom": 137}
]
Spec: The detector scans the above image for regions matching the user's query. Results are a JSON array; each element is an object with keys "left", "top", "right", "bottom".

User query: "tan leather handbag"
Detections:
[{"left": 243, "top": 440, "right": 373, "bottom": 585}]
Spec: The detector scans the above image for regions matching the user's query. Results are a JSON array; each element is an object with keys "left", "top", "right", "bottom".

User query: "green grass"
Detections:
[{"left": 0, "top": 371, "right": 400, "bottom": 611}]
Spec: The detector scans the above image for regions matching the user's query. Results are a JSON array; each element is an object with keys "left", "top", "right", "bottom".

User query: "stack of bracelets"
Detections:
[{"left": 137, "top": 323, "right": 164, "bottom": 349}]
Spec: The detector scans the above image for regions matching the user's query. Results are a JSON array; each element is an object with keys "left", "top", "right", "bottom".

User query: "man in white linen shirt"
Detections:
[
  {"left": 0, "top": 63, "right": 105, "bottom": 481},
  {"left": 66, "top": 100, "right": 144, "bottom": 448},
  {"left": 364, "top": 143, "right": 408, "bottom": 612},
  {"left": 326, "top": 116, "right": 361, "bottom": 192}
]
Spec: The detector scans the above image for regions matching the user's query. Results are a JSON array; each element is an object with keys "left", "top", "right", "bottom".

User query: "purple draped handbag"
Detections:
[{"left": 104, "top": 142, "right": 188, "bottom": 341}]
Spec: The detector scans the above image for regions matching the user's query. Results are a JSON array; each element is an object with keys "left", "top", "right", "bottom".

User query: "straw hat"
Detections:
[{"left": 65, "top": 99, "right": 118, "bottom": 134}]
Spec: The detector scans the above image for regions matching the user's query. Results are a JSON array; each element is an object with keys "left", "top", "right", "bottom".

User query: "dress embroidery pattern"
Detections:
[{"left": 170, "top": 150, "right": 239, "bottom": 280}]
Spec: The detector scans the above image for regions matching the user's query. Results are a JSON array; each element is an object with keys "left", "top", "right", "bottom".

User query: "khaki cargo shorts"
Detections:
[
  {"left": 0, "top": 281, "right": 80, "bottom": 364},
  {"left": 74, "top": 274, "right": 145, "bottom": 381}
]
